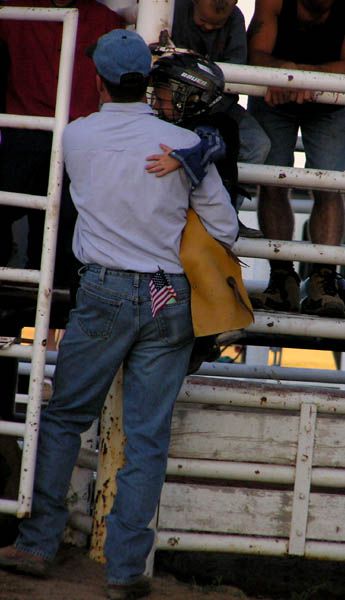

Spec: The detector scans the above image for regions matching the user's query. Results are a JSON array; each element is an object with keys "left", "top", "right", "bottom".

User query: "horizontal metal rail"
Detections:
[
  {"left": 233, "top": 238, "right": 345, "bottom": 264},
  {"left": 0, "top": 346, "right": 56, "bottom": 361},
  {"left": 15, "top": 393, "right": 29, "bottom": 406},
  {"left": 0, "top": 267, "right": 40, "bottom": 283},
  {"left": 19, "top": 349, "right": 58, "bottom": 364},
  {"left": 0, "top": 345, "right": 33, "bottom": 359},
  {"left": 0, "top": 6, "right": 76, "bottom": 21},
  {"left": 157, "top": 532, "right": 345, "bottom": 561},
  {"left": 238, "top": 163, "right": 345, "bottom": 193},
  {"left": 166, "top": 458, "right": 345, "bottom": 489},
  {"left": 218, "top": 62, "right": 345, "bottom": 95},
  {"left": 0, "top": 420, "right": 26, "bottom": 436},
  {"left": 0, "top": 499, "right": 19, "bottom": 515},
  {"left": 0, "top": 190, "right": 47, "bottom": 209},
  {"left": 158, "top": 531, "right": 288, "bottom": 555},
  {"left": 65, "top": 517, "right": 293, "bottom": 557},
  {"left": 18, "top": 362, "right": 55, "bottom": 378},
  {"left": 179, "top": 377, "right": 345, "bottom": 414},
  {"left": 241, "top": 198, "right": 313, "bottom": 214},
  {"left": 75, "top": 449, "right": 345, "bottom": 489},
  {"left": 22, "top": 354, "right": 345, "bottom": 393},
  {"left": 225, "top": 82, "right": 345, "bottom": 106},
  {"left": 197, "top": 363, "right": 345, "bottom": 385},
  {"left": 245, "top": 312, "right": 345, "bottom": 339},
  {"left": 0, "top": 113, "right": 55, "bottom": 131}
]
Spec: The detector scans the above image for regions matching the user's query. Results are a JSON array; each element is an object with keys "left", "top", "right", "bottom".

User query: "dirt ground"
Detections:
[
  {"left": 2, "top": 546, "right": 345, "bottom": 600},
  {"left": 1, "top": 545, "right": 345, "bottom": 600},
  {"left": 0, "top": 546, "right": 266, "bottom": 600}
]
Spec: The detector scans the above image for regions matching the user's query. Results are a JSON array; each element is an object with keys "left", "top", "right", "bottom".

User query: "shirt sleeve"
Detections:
[
  {"left": 171, "top": 125, "right": 226, "bottom": 188},
  {"left": 189, "top": 163, "right": 239, "bottom": 249}
]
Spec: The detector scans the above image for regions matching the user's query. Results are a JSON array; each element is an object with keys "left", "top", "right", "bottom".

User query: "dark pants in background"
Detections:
[{"left": 0, "top": 128, "right": 79, "bottom": 421}]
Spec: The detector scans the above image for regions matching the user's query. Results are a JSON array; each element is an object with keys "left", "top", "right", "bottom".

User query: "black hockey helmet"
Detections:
[{"left": 150, "top": 51, "right": 225, "bottom": 121}]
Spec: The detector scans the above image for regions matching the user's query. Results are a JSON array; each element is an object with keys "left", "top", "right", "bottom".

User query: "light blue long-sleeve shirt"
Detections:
[{"left": 63, "top": 102, "right": 238, "bottom": 274}]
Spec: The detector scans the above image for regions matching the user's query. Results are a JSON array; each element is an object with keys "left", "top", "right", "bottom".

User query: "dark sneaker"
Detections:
[
  {"left": 0, "top": 545, "right": 49, "bottom": 577},
  {"left": 301, "top": 268, "right": 345, "bottom": 318},
  {"left": 107, "top": 575, "right": 151, "bottom": 599},
  {"left": 250, "top": 269, "right": 300, "bottom": 312},
  {"left": 238, "top": 219, "right": 263, "bottom": 238}
]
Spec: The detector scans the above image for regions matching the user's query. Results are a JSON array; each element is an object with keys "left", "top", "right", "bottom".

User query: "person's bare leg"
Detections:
[
  {"left": 309, "top": 191, "right": 344, "bottom": 246},
  {"left": 250, "top": 185, "right": 300, "bottom": 311},
  {"left": 258, "top": 185, "right": 294, "bottom": 241},
  {"left": 301, "top": 191, "right": 345, "bottom": 317}
]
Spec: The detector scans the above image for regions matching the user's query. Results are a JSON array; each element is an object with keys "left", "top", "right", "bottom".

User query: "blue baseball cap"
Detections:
[{"left": 89, "top": 29, "right": 152, "bottom": 85}]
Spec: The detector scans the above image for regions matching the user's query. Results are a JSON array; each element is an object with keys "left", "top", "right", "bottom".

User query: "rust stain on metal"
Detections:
[
  {"left": 168, "top": 536, "right": 180, "bottom": 547},
  {"left": 19, "top": 511, "right": 31, "bottom": 519}
]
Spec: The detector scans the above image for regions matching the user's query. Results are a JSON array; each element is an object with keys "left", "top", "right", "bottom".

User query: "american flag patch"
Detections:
[{"left": 149, "top": 268, "right": 177, "bottom": 317}]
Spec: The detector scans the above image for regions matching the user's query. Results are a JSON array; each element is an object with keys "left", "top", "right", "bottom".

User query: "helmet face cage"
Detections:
[
  {"left": 150, "top": 53, "right": 225, "bottom": 123},
  {"left": 170, "top": 79, "right": 208, "bottom": 121}
]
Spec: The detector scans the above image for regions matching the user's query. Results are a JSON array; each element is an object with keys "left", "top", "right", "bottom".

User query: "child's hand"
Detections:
[{"left": 145, "top": 144, "right": 181, "bottom": 176}]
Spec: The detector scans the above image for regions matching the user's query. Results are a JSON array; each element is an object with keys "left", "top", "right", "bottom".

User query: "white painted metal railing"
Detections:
[
  {"left": 133, "top": 0, "right": 345, "bottom": 565},
  {"left": 143, "top": 9, "right": 345, "bottom": 321},
  {"left": 8, "top": 0, "right": 343, "bottom": 568},
  {"left": 0, "top": 7, "right": 78, "bottom": 517}
]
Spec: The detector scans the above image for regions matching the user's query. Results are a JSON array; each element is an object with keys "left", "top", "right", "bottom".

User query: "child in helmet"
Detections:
[
  {"left": 146, "top": 52, "right": 251, "bottom": 373},
  {"left": 146, "top": 51, "right": 255, "bottom": 235}
]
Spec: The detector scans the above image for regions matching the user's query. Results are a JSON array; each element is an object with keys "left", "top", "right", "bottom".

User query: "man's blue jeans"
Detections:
[{"left": 15, "top": 265, "right": 194, "bottom": 584}]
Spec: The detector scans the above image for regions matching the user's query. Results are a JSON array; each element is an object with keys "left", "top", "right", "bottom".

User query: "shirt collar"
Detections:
[{"left": 100, "top": 102, "right": 154, "bottom": 116}]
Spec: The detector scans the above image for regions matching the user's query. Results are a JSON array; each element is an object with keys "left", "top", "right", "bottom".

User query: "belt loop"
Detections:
[
  {"left": 98, "top": 266, "right": 106, "bottom": 283},
  {"left": 133, "top": 272, "right": 140, "bottom": 288}
]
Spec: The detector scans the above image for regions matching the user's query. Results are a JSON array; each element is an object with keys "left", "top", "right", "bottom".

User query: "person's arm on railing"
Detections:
[{"left": 247, "top": 0, "right": 315, "bottom": 106}]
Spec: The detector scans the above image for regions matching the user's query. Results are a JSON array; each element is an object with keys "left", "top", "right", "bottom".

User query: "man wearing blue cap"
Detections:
[{"left": 0, "top": 29, "right": 238, "bottom": 599}]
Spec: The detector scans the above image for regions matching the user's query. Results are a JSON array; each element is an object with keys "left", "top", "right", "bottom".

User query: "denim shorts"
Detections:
[{"left": 248, "top": 97, "right": 345, "bottom": 171}]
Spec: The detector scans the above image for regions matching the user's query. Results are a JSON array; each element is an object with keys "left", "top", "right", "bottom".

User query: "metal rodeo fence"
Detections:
[
  {"left": 2, "top": 0, "right": 345, "bottom": 571},
  {"left": 153, "top": 11, "right": 345, "bottom": 559},
  {"left": 0, "top": 6, "right": 78, "bottom": 518}
]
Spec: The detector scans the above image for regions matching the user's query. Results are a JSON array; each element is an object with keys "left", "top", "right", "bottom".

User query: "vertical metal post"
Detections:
[
  {"left": 90, "top": 368, "right": 125, "bottom": 562},
  {"left": 65, "top": 420, "right": 99, "bottom": 547},
  {"left": 136, "top": 0, "right": 175, "bottom": 43},
  {"left": 16, "top": 7, "right": 79, "bottom": 517},
  {"left": 288, "top": 402, "right": 317, "bottom": 556}
]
